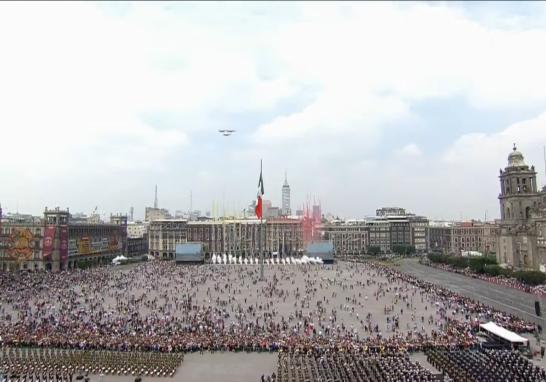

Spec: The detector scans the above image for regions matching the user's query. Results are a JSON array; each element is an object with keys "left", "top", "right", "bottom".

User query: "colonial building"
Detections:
[
  {"left": 367, "top": 219, "right": 392, "bottom": 253},
  {"left": 428, "top": 222, "right": 453, "bottom": 254},
  {"left": 428, "top": 221, "right": 499, "bottom": 256},
  {"left": 148, "top": 218, "right": 303, "bottom": 259},
  {"left": 127, "top": 221, "right": 148, "bottom": 239},
  {"left": 127, "top": 235, "right": 148, "bottom": 258},
  {"left": 410, "top": 216, "right": 429, "bottom": 252},
  {"left": 126, "top": 221, "right": 148, "bottom": 258},
  {"left": 0, "top": 207, "right": 127, "bottom": 272},
  {"left": 376, "top": 207, "right": 406, "bottom": 217},
  {"left": 148, "top": 219, "right": 188, "bottom": 258},
  {"left": 144, "top": 207, "right": 171, "bottom": 222},
  {"left": 497, "top": 145, "right": 546, "bottom": 270},
  {"left": 69, "top": 213, "right": 127, "bottom": 268},
  {"left": 320, "top": 220, "right": 369, "bottom": 257},
  {"left": 0, "top": 213, "right": 43, "bottom": 272},
  {"left": 320, "top": 209, "right": 429, "bottom": 255}
]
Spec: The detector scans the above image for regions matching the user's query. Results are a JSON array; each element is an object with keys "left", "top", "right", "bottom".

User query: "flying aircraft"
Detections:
[{"left": 218, "top": 129, "right": 236, "bottom": 136}]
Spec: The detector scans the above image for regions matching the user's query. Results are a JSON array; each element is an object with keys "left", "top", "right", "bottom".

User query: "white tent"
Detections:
[
  {"left": 112, "top": 255, "right": 127, "bottom": 263},
  {"left": 479, "top": 322, "right": 528, "bottom": 345}
]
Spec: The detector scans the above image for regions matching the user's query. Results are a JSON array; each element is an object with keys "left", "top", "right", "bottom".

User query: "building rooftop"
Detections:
[{"left": 507, "top": 144, "right": 526, "bottom": 168}]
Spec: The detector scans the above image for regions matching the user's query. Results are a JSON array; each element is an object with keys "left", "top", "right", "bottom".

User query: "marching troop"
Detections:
[
  {"left": 426, "top": 348, "right": 546, "bottom": 382},
  {"left": 0, "top": 347, "right": 183, "bottom": 380},
  {"left": 271, "top": 351, "right": 435, "bottom": 382}
]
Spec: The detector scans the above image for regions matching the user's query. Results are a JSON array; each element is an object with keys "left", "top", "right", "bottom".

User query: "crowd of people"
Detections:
[
  {"left": 423, "top": 261, "right": 546, "bottom": 297},
  {"left": 0, "top": 259, "right": 538, "bottom": 358}
]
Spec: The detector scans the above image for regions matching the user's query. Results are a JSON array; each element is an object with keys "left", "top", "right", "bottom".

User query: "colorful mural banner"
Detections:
[
  {"left": 8, "top": 228, "right": 35, "bottom": 261},
  {"left": 42, "top": 226, "right": 56, "bottom": 260},
  {"left": 60, "top": 225, "right": 68, "bottom": 265}
]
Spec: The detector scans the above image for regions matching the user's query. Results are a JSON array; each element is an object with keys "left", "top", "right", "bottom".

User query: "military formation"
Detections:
[
  {"left": 0, "top": 348, "right": 183, "bottom": 380},
  {"left": 271, "top": 351, "right": 436, "bottom": 382},
  {"left": 426, "top": 348, "right": 546, "bottom": 382}
]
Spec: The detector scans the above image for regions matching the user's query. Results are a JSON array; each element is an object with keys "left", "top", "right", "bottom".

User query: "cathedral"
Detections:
[{"left": 497, "top": 145, "right": 546, "bottom": 270}]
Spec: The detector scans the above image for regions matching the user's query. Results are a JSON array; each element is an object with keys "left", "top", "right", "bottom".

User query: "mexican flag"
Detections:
[{"left": 255, "top": 161, "right": 264, "bottom": 219}]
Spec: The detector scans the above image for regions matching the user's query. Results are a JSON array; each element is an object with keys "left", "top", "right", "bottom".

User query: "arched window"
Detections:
[
  {"left": 526, "top": 206, "right": 531, "bottom": 219},
  {"left": 506, "top": 207, "right": 511, "bottom": 219}
]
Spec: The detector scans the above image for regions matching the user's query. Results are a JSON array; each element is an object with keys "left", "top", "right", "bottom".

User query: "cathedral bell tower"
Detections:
[
  {"left": 499, "top": 144, "right": 538, "bottom": 222},
  {"left": 498, "top": 144, "right": 541, "bottom": 269}
]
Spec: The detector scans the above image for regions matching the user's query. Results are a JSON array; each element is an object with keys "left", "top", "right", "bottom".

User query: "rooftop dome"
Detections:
[{"left": 507, "top": 144, "right": 526, "bottom": 167}]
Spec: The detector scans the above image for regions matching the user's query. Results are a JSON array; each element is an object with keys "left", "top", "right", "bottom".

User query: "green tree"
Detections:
[
  {"left": 513, "top": 270, "right": 546, "bottom": 286},
  {"left": 367, "top": 246, "right": 381, "bottom": 256}
]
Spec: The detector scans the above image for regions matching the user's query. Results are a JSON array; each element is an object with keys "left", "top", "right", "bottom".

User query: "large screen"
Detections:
[{"left": 175, "top": 243, "right": 204, "bottom": 262}]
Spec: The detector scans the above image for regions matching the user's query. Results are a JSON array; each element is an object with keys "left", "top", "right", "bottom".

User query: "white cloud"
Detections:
[
  {"left": 443, "top": 111, "right": 546, "bottom": 171},
  {"left": 390, "top": 111, "right": 546, "bottom": 221},
  {"left": 396, "top": 144, "right": 422, "bottom": 157},
  {"left": 1, "top": 2, "right": 546, "bottom": 218},
  {"left": 440, "top": 111, "right": 546, "bottom": 207},
  {"left": 253, "top": 92, "right": 411, "bottom": 146}
]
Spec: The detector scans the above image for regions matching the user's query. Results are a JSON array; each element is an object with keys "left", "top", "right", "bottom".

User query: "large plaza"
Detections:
[
  {"left": 0, "top": 260, "right": 529, "bottom": 351},
  {"left": 0, "top": 259, "right": 544, "bottom": 381}
]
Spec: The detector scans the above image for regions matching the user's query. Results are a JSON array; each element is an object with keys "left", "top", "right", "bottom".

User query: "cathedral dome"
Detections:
[{"left": 507, "top": 144, "right": 526, "bottom": 167}]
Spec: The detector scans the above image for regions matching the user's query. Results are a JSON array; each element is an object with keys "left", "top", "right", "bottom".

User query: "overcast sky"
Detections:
[{"left": 2, "top": 1, "right": 546, "bottom": 221}]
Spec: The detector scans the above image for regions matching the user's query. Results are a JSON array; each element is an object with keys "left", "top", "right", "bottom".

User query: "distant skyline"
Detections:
[{"left": 2, "top": 2, "right": 546, "bottom": 221}]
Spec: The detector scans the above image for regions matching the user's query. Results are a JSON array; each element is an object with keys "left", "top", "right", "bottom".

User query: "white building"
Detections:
[
  {"left": 127, "top": 221, "right": 148, "bottom": 239},
  {"left": 144, "top": 207, "right": 170, "bottom": 222}
]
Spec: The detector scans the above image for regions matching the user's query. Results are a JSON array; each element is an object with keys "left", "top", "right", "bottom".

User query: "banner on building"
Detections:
[
  {"left": 42, "top": 226, "right": 56, "bottom": 260},
  {"left": 60, "top": 225, "right": 68, "bottom": 266}
]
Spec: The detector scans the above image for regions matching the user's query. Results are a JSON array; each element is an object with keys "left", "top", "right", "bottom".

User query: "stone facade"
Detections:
[
  {"left": 148, "top": 218, "right": 303, "bottom": 259},
  {"left": 127, "top": 235, "right": 149, "bottom": 258},
  {"left": 428, "top": 221, "right": 499, "bottom": 256},
  {"left": 144, "top": 207, "right": 171, "bottom": 222},
  {"left": 497, "top": 145, "right": 546, "bottom": 270},
  {"left": 428, "top": 224, "right": 453, "bottom": 254},
  {"left": 320, "top": 221, "right": 369, "bottom": 256},
  {"left": 320, "top": 211, "right": 429, "bottom": 256},
  {"left": 0, "top": 208, "right": 127, "bottom": 272}
]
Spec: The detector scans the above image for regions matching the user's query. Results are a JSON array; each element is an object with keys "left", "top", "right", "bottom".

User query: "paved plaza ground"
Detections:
[
  {"left": 398, "top": 258, "right": 545, "bottom": 324},
  {"left": 90, "top": 352, "right": 277, "bottom": 382},
  {"left": 397, "top": 258, "right": 546, "bottom": 367},
  {"left": 3, "top": 261, "right": 482, "bottom": 341}
]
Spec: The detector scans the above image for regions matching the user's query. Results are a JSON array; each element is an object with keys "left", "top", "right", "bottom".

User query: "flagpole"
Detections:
[
  {"left": 260, "top": 159, "right": 265, "bottom": 281},
  {"left": 260, "top": 213, "right": 264, "bottom": 281}
]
